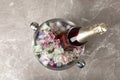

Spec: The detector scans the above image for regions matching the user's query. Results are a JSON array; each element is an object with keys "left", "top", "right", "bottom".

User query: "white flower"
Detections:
[
  {"left": 41, "top": 23, "right": 50, "bottom": 34},
  {"left": 34, "top": 45, "right": 42, "bottom": 55},
  {"left": 53, "top": 47, "right": 64, "bottom": 55},
  {"left": 41, "top": 50, "right": 49, "bottom": 55}
]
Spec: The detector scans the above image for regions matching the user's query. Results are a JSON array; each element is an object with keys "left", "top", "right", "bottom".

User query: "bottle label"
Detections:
[{"left": 70, "top": 36, "right": 77, "bottom": 42}]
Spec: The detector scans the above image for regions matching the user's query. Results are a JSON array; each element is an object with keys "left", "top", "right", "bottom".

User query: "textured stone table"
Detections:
[{"left": 0, "top": 0, "right": 120, "bottom": 80}]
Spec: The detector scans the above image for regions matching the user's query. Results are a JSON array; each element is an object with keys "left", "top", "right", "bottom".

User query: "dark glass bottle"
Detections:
[{"left": 56, "top": 23, "right": 108, "bottom": 50}]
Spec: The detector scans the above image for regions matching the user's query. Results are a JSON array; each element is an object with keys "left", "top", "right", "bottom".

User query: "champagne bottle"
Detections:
[{"left": 57, "top": 23, "right": 108, "bottom": 50}]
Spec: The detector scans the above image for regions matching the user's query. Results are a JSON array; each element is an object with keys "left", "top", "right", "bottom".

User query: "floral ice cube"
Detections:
[
  {"left": 34, "top": 45, "right": 42, "bottom": 54},
  {"left": 39, "top": 55, "right": 50, "bottom": 66}
]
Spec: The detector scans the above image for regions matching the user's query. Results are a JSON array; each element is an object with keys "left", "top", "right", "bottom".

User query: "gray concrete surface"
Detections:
[{"left": 0, "top": 0, "right": 120, "bottom": 80}]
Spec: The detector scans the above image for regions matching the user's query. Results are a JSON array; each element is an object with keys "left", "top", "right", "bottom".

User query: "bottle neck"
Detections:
[{"left": 76, "top": 23, "right": 108, "bottom": 43}]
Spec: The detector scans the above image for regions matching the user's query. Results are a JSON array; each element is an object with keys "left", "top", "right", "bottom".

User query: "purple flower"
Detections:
[
  {"left": 48, "top": 33, "right": 55, "bottom": 40},
  {"left": 40, "top": 40, "right": 49, "bottom": 47},
  {"left": 49, "top": 61, "right": 56, "bottom": 67}
]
